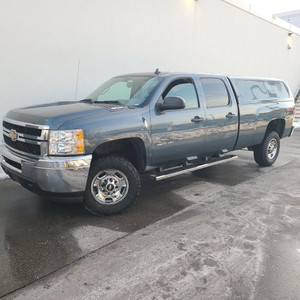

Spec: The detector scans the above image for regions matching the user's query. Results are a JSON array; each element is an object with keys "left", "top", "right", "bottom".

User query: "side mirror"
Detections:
[{"left": 159, "top": 96, "right": 186, "bottom": 111}]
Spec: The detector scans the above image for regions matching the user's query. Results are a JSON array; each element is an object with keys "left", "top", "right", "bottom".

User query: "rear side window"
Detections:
[
  {"left": 231, "top": 79, "right": 290, "bottom": 102},
  {"left": 200, "top": 78, "right": 229, "bottom": 108}
]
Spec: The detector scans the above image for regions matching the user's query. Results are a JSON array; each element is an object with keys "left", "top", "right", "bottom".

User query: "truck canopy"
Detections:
[{"left": 229, "top": 77, "right": 291, "bottom": 102}]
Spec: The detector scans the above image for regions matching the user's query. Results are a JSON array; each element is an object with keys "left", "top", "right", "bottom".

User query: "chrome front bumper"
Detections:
[{"left": 0, "top": 144, "right": 92, "bottom": 194}]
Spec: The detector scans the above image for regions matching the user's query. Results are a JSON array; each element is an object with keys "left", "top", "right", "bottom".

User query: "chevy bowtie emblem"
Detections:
[{"left": 9, "top": 130, "right": 18, "bottom": 142}]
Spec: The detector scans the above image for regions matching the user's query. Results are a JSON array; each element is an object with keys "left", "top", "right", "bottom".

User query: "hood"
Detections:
[{"left": 5, "top": 101, "right": 129, "bottom": 129}]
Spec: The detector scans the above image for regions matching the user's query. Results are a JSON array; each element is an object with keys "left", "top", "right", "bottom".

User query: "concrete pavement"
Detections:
[{"left": 1, "top": 131, "right": 300, "bottom": 299}]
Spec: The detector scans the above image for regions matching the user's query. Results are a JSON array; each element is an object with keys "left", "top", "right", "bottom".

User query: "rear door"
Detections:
[{"left": 198, "top": 76, "right": 238, "bottom": 155}]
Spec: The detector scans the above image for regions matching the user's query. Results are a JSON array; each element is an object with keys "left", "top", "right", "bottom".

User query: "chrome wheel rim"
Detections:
[
  {"left": 91, "top": 169, "right": 129, "bottom": 205},
  {"left": 267, "top": 138, "right": 278, "bottom": 160}
]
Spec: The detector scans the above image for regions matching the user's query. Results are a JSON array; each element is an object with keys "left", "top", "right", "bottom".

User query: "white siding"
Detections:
[{"left": 0, "top": 0, "right": 300, "bottom": 128}]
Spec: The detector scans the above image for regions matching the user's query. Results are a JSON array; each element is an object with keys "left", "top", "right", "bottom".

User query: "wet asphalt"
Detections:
[
  {"left": 0, "top": 177, "right": 193, "bottom": 297},
  {"left": 0, "top": 131, "right": 300, "bottom": 298}
]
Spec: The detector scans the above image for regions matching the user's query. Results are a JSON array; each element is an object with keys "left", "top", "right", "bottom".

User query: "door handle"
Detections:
[
  {"left": 191, "top": 116, "right": 204, "bottom": 123},
  {"left": 226, "top": 112, "right": 236, "bottom": 118}
]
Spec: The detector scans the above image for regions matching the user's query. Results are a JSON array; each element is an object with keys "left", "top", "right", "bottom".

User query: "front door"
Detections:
[{"left": 150, "top": 78, "right": 206, "bottom": 166}]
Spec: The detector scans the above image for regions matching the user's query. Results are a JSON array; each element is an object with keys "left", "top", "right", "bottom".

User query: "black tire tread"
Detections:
[
  {"left": 84, "top": 154, "right": 141, "bottom": 215},
  {"left": 253, "top": 131, "right": 280, "bottom": 167}
]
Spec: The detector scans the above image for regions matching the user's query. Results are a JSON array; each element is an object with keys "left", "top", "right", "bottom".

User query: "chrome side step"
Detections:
[{"left": 150, "top": 155, "right": 238, "bottom": 181}]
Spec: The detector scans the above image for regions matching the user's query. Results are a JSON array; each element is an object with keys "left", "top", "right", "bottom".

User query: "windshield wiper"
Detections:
[
  {"left": 100, "top": 100, "right": 124, "bottom": 105},
  {"left": 81, "top": 99, "right": 125, "bottom": 106},
  {"left": 79, "top": 99, "right": 95, "bottom": 104}
]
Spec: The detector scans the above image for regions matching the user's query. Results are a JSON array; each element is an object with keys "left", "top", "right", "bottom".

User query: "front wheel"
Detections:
[
  {"left": 253, "top": 131, "right": 280, "bottom": 167},
  {"left": 84, "top": 155, "right": 141, "bottom": 215}
]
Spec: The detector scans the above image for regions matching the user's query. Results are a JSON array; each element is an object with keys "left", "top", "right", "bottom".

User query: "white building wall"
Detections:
[{"left": 0, "top": 0, "right": 300, "bottom": 131}]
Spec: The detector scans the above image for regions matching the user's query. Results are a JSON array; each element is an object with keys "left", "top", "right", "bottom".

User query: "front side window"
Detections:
[
  {"left": 163, "top": 79, "right": 199, "bottom": 109},
  {"left": 200, "top": 78, "right": 229, "bottom": 108},
  {"left": 87, "top": 76, "right": 161, "bottom": 106}
]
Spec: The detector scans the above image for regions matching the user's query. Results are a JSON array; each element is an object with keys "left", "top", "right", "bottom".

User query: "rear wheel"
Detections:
[
  {"left": 253, "top": 131, "right": 280, "bottom": 167},
  {"left": 84, "top": 155, "right": 141, "bottom": 215}
]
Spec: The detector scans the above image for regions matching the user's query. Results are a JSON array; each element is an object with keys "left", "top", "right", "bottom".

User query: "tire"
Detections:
[
  {"left": 253, "top": 131, "right": 280, "bottom": 167},
  {"left": 84, "top": 155, "right": 141, "bottom": 215}
]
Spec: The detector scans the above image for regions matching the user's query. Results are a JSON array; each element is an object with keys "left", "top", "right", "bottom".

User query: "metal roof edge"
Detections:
[
  {"left": 275, "top": 10, "right": 300, "bottom": 18},
  {"left": 222, "top": 0, "right": 300, "bottom": 35}
]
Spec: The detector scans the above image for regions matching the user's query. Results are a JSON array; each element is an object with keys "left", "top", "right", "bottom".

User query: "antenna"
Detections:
[
  {"left": 154, "top": 68, "right": 161, "bottom": 75},
  {"left": 75, "top": 59, "right": 80, "bottom": 100}
]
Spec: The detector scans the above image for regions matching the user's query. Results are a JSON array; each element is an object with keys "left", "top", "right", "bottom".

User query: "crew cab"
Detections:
[{"left": 0, "top": 72, "right": 295, "bottom": 215}]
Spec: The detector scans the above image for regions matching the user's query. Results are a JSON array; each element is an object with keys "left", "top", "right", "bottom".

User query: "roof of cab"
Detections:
[
  {"left": 114, "top": 72, "right": 181, "bottom": 77},
  {"left": 114, "top": 72, "right": 286, "bottom": 83},
  {"left": 114, "top": 72, "right": 226, "bottom": 78}
]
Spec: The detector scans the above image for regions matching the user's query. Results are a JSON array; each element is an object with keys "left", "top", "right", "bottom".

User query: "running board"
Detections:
[{"left": 150, "top": 155, "right": 238, "bottom": 181}]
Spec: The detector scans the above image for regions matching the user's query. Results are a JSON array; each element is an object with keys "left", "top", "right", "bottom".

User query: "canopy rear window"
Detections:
[{"left": 230, "top": 79, "right": 290, "bottom": 102}]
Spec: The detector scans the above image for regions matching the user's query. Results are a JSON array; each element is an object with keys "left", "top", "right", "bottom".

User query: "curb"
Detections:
[
  {"left": 294, "top": 120, "right": 300, "bottom": 129},
  {"left": 0, "top": 141, "right": 8, "bottom": 180},
  {"left": 0, "top": 173, "right": 9, "bottom": 180}
]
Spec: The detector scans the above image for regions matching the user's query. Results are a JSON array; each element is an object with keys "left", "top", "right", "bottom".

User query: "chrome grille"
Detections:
[
  {"left": 3, "top": 120, "right": 42, "bottom": 136},
  {"left": 3, "top": 156, "right": 22, "bottom": 170},
  {"left": 2, "top": 118, "right": 49, "bottom": 157},
  {"left": 4, "top": 135, "right": 41, "bottom": 155}
]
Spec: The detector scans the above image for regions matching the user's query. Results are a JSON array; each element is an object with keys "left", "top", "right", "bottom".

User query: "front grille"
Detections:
[
  {"left": 4, "top": 135, "right": 41, "bottom": 155},
  {"left": 3, "top": 118, "right": 48, "bottom": 157},
  {"left": 3, "top": 156, "right": 22, "bottom": 170},
  {"left": 3, "top": 121, "right": 41, "bottom": 137}
]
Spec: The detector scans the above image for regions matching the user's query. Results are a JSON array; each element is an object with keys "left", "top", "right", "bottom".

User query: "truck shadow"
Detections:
[{"left": 190, "top": 160, "right": 262, "bottom": 186}]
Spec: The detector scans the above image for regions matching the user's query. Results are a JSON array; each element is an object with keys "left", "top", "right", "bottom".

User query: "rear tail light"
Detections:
[{"left": 287, "top": 106, "right": 296, "bottom": 118}]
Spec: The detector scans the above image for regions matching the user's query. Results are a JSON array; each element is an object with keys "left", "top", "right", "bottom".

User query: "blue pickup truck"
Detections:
[{"left": 0, "top": 72, "right": 295, "bottom": 215}]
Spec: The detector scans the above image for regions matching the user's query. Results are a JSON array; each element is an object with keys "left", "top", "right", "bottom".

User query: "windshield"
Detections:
[{"left": 87, "top": 76, "right": 161, "bottom": 106}]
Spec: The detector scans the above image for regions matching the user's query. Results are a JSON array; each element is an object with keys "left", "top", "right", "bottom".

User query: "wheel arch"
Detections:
[
  {"left": 92, "top": 138, "right": 146, "bottom": 172},
  {"left": 265, "top": 119, "right": 285, "bottom": 138}
]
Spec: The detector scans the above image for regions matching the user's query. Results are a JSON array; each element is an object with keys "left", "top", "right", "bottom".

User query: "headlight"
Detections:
[{"left": 49, "top": 129, "right": 85, "bottom": 155}]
